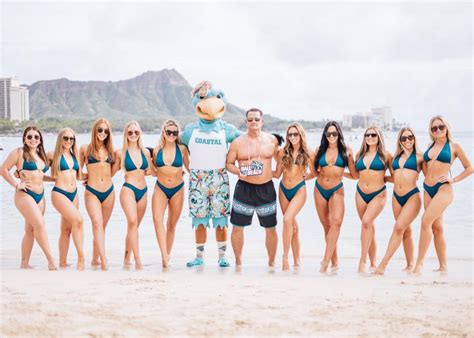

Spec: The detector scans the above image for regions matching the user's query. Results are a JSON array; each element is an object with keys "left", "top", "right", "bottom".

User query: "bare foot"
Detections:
[
  {"left": 59, "top": 263, "right": 71, "bottom": 268},
  {"left": 101, "top": 258, "right": 108, "bottom": 271},
  {"left": 319, "top": 261, "right": 330, "bottom": 273},
  {"left": 358, "top": 262, "right": 366, "bottom": 274},
  {"left": 162, "top": 255, "right": 170, "bottom": 269},
  {"left": 48, "top": 260, "right": 58, "bottom": 271},
  {"left": 20, "top": 263, "right": 34, "bottom": 269},
  {"left": 294, "top": 258, "right": 300, "bottom": 267},
  {"left": 402, "top": 264, "right": 414, "bottom": 272},
  {"left": 374, "top": 266, "right": 385, "bottom": 275},
  {"left": 135, "top": 262, "right": 143, "bottom": 271},
  {"left": 282, "top": 257, "right": 290, "bottom": 271},
  {"left": 412, "top": 264, "right": 423, "bottom": 276},
  {"left": 123, "top": 260, "right": 132, "bottom": 266},
  {"left": 433, "top": 266, "right": 448, "bottom": 274},
  {"left": 268, "top": 259, "right": 275, "bottom": 267},
  {"left": 91, "top": 259, "right": 101, "bottom": 266},
  {"left": 331, "top": 264, "right": 339, "bottom": 272},
  {"left": 77, "top": 258, "right": 85, "bottom": 271}
]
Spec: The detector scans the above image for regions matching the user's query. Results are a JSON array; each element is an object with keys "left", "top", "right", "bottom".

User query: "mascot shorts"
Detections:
[
  {"left": 230, "top": 179, "right": 277, "bottom": 228},
  {"left": 189, "top": 168, "right": 230, "bottom": 220}
]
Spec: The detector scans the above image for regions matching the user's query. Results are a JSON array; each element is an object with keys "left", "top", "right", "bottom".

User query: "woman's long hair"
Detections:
[
  {"left": 51, "top": 128, "right": 81, "bottom": 179},
  {"left": 314, "top": 121, "right": 348, "bottom": 171},
  {"left": 121, "top": 121, "right": 147, "bottom": 171},
  {"left": 22, "top": 126, "right": 47, "bottom": 163},
  {"left": 87, "top": 118, "right": 114, "bottom": 163},
  {"left": 157, "top": 119, "right": 181, "bottom": 150},
  {"left": 394, "top": 127, "right": 421, "bottom": 159},
  {"left": 281, "top": 123, "right": 310, "bottom": 171},
  {"left": 428, "top": 115, "right": 453, "bottom": 143},
  {"left": 355, "top": 126, "right": 388, "bottom": 168}
]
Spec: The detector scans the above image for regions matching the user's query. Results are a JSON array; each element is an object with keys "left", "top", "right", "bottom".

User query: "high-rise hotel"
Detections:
[{"left": 0, "top": 77, "right": 29, "bottom": 122}]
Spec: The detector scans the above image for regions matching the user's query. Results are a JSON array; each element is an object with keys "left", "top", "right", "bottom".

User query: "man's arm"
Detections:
[{"left": 226, "top": 139, "right": 241, "bottom": 176}]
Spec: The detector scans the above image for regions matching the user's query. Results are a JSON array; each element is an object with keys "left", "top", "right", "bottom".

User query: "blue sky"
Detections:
[{"left": 1, "top": 1, "right": 472, "bottom": 130}]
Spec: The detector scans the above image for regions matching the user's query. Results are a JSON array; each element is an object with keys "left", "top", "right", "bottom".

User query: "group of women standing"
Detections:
[
  {"left": 1, "top": 115, "right": 472, "bottom": 275},
  {"left": 1, "top": 118, "right": 189, "bottom": 271},
  {"left": 273, "top": 115, "right": 472, "bottom": 275}
]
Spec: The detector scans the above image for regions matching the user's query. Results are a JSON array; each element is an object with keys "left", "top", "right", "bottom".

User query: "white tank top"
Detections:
[{"left": 188, "top": 129, "right": 228, "bottom": 170}]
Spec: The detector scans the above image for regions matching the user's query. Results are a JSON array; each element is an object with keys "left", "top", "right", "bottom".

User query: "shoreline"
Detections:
[{"left": 1, "top": 259, "right": 473, "bottom": 337}]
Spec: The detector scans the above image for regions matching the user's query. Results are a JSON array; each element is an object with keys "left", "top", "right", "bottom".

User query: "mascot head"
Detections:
[{"left": 191, "top": 81, "right": 226, "bottom": 121}]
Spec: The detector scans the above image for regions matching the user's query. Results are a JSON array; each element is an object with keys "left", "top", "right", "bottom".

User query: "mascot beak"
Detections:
[{"left": 196, "top": 96, "right": 226, "bottom": 120}]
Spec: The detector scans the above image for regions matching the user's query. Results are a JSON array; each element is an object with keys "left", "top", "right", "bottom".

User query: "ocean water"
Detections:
[{"left": 1, "top": 130, "right": 473, "bottom": 274}]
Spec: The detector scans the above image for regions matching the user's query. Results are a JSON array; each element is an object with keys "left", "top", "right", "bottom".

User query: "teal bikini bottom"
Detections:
[
  {"left": 423, "top": 182, "right": 447, "bottom": 199},
  {"left": 315, "top": 180, "right": 343, "bottom": 202},
  {"left": 279, "top": 180, "right": 306, "bottom": 202},
  {"left": 156, "top": 181, "right": 184, "bottom": 200},
  {"left": 123, "top": 182, "right": 147, "bottom": 202},
  {"left": 86, "top": 185, "right": 114, "bottom": 203},
  {"left": 52, "top": 186, "right": 78, "bottom": 202},
  {"left": 25, "top": 189, "right": 44, "bottom": 204},
  {"left": 394, "top": 187, "right": 420, "bottom": 207},
  {"left": 357, "top": 185, "right": 386, "bottom": 204}
]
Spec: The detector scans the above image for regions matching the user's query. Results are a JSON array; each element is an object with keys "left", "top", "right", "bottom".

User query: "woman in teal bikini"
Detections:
[
  {"left": 48, "top": 128, "right": 84, "bottom": 270},
  {"left": 311, "top": 121, "right": 356, "bottom": 273},
  {"left": 375, "top": 127, "right": 423, "bottom": 275},
  {"left": 348, "top": 126, "right": 392, "bottom": 273},
  {"left": 413, "top": 116, "right": 473, "bottom": 275},
  {"left": 274, "top": 123, "right": 313, "bottom": 271},
  {"left": 152, "top": 120, "right": 189, "bottom": 268},
  {"left": 79, "top": 118, "right": 118, "bottom": 270},
  {"left": 115, "top": 121, "right": 152, "bottom": 270},
  {"left": 1, "top": 126, "right": 57, "bottom": 270}
]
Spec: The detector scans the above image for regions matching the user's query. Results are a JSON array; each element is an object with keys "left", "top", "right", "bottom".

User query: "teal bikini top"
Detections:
[
  {"left": 60, "top": 154, "right": 79, "bottom": 171},
  {"left": 355, "top": 152, "right": 385, "bottom": 171},
  {"left": 88, "top": 154, "right": 112, "bottom": 164},
  {"left": 155, "top": 144, "right": 182, "bottom": 168},
  {"left": 392, "top": 151, "right": 418, "bottom": 172},
  {"left": 124, "top": 150, "right": 148, "bottom": 172},
  {"left": 319, "top": 151, "right": 345, "bottom": 168},
  {"left": 22, "top": 158, "right": 49, "bottom": 173},
  {"left": 423, "top": 141, "right": 451, "bottom": 164}
]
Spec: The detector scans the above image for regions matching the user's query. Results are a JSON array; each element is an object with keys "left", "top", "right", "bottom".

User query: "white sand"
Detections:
[{"left": 1, "top": 259, "right": 473, "bottom": 337}]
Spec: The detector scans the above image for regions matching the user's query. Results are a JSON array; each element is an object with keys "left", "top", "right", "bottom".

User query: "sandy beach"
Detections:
[{"left": 1, "top": 258, "right": 473, "bottom": 337}]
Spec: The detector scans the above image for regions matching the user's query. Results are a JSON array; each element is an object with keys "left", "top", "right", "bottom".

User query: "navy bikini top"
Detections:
[
  {"left": 22, "top": 159, "right": 49, "bottom": 173},
  {"left": 88, "top": 153, "right": 112, "bottom": 164},
  {"left": 319, "top": 151, "right": 345, "bottom": 168},
  {"left": 392, "top": 151, "right": 418, "bottom": 172},
  {"left": 155, "top": 144, "right": 183, "bottom": 168},
  {"left": 423, "top": 141, "right": 451, "bottom": 164},
  {"left": 124, "top": 150, "right": 148, "bottom": 172},
  {"left": 60, "top": 154, "right": 79, "bottom": 171},
  {"left": 355, "top": 152, "right": 385, "bottom": 171}
]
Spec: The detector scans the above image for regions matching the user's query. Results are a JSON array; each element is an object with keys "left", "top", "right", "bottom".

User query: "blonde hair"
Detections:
[
  {"left": 281, "top": 123, "right": 310, "bottom": 170},
  {"left": 156, "top": 119, "right": 181, "bottom": 150},
  {"left": 121, "top": 121, "right": 147, "bottom": 171},
  {"left": 428, "top": 115, "right": 453, "bottom": 143},
  {"left": 356, "top": 126, "right": 388, "bottom": 168},
  {"left": 51, "top": 128, "right": 81, "bottom": 179},
  {"left": 394, "top": 127, "right": 421, "bottom": 158},
  {"left": 87, "top": 118, "right": 115, "bottom": 164}
]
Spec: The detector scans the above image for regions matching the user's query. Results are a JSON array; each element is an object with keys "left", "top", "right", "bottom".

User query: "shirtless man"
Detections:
[{"left": 226, "top": 108, "right": 280, "bottom": 267}]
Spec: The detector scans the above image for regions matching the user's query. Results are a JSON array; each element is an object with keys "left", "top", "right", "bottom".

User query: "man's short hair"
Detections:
[{"left": 245, "top": 108, "right": 263, "bottom": 118}]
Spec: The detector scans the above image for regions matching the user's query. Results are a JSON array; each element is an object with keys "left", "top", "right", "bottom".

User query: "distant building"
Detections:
[
  {"left": 342, "top": 115, "right": 352, "bottom": 129},
  {"left": 371, "top": 106, "right": 392, "bottom": 130},
  {"left": 351, "top": 113, "right": 369, "bottom": 129},
  {"left": 0, "top": 77, "right": 29, "bottom": 122}
]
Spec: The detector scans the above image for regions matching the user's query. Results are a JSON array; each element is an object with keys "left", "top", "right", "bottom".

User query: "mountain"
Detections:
[
  {"left": 28, "top": 69, "right": 245, "bottom": 121},
  {"left": 24, "top": 69, "right": 324, "bottom": 132}
]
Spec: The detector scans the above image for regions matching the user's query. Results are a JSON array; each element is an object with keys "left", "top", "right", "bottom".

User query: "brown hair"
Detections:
[{"left": 22, "top": 126, "right": 47, "bottom": 163}]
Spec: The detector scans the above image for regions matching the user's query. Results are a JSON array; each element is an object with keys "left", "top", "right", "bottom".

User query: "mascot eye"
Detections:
[
  {"left": 199, "top": 96, "right": 205, "bottom": 100},
  {"left": 216, "top": 93, "right": 223, "bottom": 99}
]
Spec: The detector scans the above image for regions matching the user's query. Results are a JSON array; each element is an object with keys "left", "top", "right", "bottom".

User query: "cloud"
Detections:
[{"left": 1, "top": 1, "right": 472, "bottom": 130}]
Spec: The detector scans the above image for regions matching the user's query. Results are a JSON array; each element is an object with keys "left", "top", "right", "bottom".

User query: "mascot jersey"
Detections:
[{"left": 181, "top": 119, "right": 241, "bottom": 228}]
